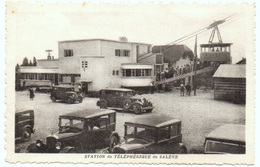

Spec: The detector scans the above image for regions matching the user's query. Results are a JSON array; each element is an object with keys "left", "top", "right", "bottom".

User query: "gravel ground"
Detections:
[{"left": 15, "top": 89, "right": 245, "bottom": 153}]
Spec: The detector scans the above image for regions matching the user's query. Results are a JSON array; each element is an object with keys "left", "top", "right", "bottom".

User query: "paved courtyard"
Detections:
[{"left": 15, "top": 89, "right": 245, "bottom": 153}]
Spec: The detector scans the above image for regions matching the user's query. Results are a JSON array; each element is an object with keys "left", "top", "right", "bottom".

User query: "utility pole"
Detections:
[
  {"left": 46, "top": 49, "right": 52, "bottom": 59},
  {"left": 193, "top": 35, "right": 197, "bottom": 96}
]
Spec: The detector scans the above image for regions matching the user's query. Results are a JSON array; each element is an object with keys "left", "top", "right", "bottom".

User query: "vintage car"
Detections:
[
  {"left": 204, "top": 124, "right": 245, "bottom": 154},
  {"left": 50, "top": 85, "right": 83, "bottom": 104},
  {"left": 27, "top": 109, "right": 120, "bottom": 153},
  {"left": 15, "top": 110, "right": 35, "bottom": 142},
  {"left": 96, "top": 88, "right": 154, "bottom": 114},
  {"left": 112, "top": 115, "right": 187, "bottom": 154}
]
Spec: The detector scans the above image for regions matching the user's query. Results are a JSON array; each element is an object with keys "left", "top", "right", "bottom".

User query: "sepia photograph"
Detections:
[{"left": 4, "top": 0, "right": 256, "bottom": 165}]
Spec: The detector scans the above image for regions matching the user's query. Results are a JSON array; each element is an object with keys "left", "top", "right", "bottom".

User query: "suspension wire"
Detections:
[{"left": 139, "top": 13, "right": 239, "bottom": 62}]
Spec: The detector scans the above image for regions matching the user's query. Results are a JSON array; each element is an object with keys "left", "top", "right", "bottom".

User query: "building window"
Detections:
[
  {"left": 112, "top": 70, "right": 119, "bottom": 76},
  {"left": 122, "top": 69, "right": 152, "bottom": 77},
  {"left": 123, "top": 50, "right": 130, "bottom": 57},
  {"left": 115, "top": 50, "right": 120, "bottom": 56},
  {"left": 115, "top": 49, "right": 130, "bottom": 57},
  {"left": 82, "top": 61, "right": 88, "bottom": 68},
  {"left": 64, "top": 49, "right": 73, "bottom": 57}
]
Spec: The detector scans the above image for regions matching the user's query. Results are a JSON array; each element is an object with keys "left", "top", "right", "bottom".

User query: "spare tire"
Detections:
[{"left": 123, "top": 99, "right": 132, "bottom": 109}]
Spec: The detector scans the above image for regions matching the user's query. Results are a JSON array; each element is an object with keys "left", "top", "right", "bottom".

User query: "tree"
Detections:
[
  {"left": 22, "top": 57, "right": 29, "bottom": 66},
  {"left": 33, "top": 57, "right": 37, "bottom": 66},
  {"left": 29, "top": 60, "right": 32, "bottom": 66},
  {"left": 15, "top": 64, "right": 22, "bottom": 90}
]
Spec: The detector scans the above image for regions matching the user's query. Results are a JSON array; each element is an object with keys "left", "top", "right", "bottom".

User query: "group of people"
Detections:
[
  {"left": 180, "top": 82, "right": 192, "bottom": 96},
  {"left": 156, "top": 64, "right": 192, "bottom": 81}
]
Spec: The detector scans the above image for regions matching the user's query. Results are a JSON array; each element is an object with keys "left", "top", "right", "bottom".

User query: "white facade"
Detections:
[{"left": 58, "top": 39, "right": 152, "bottom": 91}]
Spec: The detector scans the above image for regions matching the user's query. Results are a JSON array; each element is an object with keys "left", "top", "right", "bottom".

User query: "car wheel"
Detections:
[
  {"left": 132, "top": 104, "right": 142, "bottom": 114},
  {"left": 51, "top": 96, "right": 56, "bottom": 102},
  {"left": 78, "top": 96, "right": 83, "bottom": 103},
  {"left": 100, "top": 101, "right": 107, "bottom": 109},
  {"left": 109, "top": 135, "right": 119, "bottom": 152},
  {"left": 21, "top": 128, "right": 31, "bottom": 142},
  {"left": 74, "top": 142, "right": 84, "bottom": 153},
  {"left": 123, "top": 99, "right": 132, "bottom": 109},
  {"left": 67, "top": 98, "right": 74, "bottom": 104}
]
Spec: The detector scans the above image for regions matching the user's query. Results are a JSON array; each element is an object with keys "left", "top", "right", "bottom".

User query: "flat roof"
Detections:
[
  {"left": 206, "top": 124, "right": 245, "bottom": 143},
  {"left": 200, "top": 43, "right": 233, "bottom": 47},
  {"left": 60, "top": 109, "right": 116, "bottom": 119},
  {"left": 125, "top": 115, "right": 181, "bottom": 128},
  {"left": 59, "top": 38, "right": 152, "bottom": 46},
  {"left": 100, "top": 88, "right": 135, "bottom": 92}
]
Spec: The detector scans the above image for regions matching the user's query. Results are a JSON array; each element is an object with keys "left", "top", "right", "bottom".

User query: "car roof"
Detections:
[
  {"left": 53, "top": 85, "right": 74, "bottom": 88},
  {"left": 125, "top": 115, "right": 181, "bottom": 128},
  {"left": 59, "top": 109, "right": 116, "bottom": 119},
  {"left": 206, "top": 124, "right": 245, "bottom": 143},
  {"left": 15, "top": 110, "right": 34, "bottom": 114},
  {"left": 100, "top": 88, "right": 135, "bottom": 92}
]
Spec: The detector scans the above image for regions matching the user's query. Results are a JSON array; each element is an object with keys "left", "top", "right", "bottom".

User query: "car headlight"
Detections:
[
  {"left": 55, "top": 142, "right": 61, "bottom": 150},
  {"left": 36, "top": 140, "right": 43, "bottom": 147},
  {"left": 71, "top": 94, "right": 75, "bottom": 98}
]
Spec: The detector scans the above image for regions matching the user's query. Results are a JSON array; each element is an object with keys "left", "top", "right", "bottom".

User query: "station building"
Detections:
[{"left": 19, "top": 38, "right": 157, "bottom": 94}]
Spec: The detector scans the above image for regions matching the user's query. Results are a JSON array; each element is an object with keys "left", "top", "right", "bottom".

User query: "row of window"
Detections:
[
  {"left": 64, "top": 49, "right": 131, "bottom": 57},
  {"left": 115, "top": 49, "right": 130, "bottom": 57},
  {"left": 22, "top": 73, "right": 55, "bottom": 80},
  {"left": 122, "top": 69, "right": 152, "bottom": 77}
]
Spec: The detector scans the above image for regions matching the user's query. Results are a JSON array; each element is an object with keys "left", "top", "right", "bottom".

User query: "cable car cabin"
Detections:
[{"left": 200, "top": 43, "right": 232, "bottom": 64}]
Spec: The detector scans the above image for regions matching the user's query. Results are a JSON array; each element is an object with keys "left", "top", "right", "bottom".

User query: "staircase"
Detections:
[{"left": 156, "top": 66, "right": 218, "bottom": 85}]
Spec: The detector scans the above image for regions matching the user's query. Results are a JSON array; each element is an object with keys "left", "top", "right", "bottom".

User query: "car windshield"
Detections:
[
  {"left": 205, "top": 140, "right": 245, "bottom": 154},
  {"left": 59, "top": 118, "right": 84, "bottom": 130},
  {"left": 125, "top": 126, "right": 155, "bottom": 141}
]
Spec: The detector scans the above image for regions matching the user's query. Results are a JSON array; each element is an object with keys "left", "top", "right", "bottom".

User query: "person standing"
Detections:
[
  {"left": 185, "top": 83, "right": 191, "bottom": 96},
  {"left": 150, "top": 81, "right": 155, "bottom": 94},
  {"left": 180, "top": 83, "right": 185, "bottom": 96},
  {"left": 29, "top": 88, "right": 35, "bottom": 100}
]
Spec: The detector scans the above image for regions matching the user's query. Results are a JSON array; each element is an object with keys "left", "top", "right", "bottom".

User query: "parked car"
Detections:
[
  {"left": 204, "top": 124, "right": 245, "bottom": 154},
  {"left": 27, "top": 109, "right": 120, "bottom": 153},
  {"left": 96, "top": 88, "right": 154, "bottom": 114},
  {"left": 50, "top": 85, "right": 83, "bottom": 104},
  {"left": 15, "top": 110, "right": 35, "bottom": 142},
  {"left": 112, "top": 115, "right": 187, "bottom": 154}
]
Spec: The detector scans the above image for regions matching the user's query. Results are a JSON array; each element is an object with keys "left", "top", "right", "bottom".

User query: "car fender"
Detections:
[
  {"left": 27, "top": 143, "right": 48, "bottom": 153},
  {"left": 130, "top": 101, "right": 143, "bottom": 107},
  {"left": 60, "top": 146, "right": 76, "bottom": 153},
  {"left": 178, "top": 143, "right": 187, "bottom": 152}
]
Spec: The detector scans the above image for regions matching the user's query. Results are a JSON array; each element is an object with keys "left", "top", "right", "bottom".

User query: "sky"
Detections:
[{"left": 6, "top": 2, "right": 255, "bottom": 65}]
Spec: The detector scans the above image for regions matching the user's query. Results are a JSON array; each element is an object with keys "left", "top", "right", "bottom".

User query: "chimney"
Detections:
[{"left": 119, "top": 36, "right": 128, "bottom": 42}]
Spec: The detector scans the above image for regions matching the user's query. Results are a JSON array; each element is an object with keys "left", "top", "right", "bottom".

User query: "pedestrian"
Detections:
[
  {"left": 28, "top": 88, "right": 35, "bottom": 100},
  {"left": 78, "top": 84, "right": 82, "bottom": 93},
  {"left": 150, "top": 81, "right": 155, "bottom": 94},
  {"left": 185, "top": 83, "right": 191, "bottom": 96},
  {"left": 180, "top": 83, "right": 185, "bottom": 96}
]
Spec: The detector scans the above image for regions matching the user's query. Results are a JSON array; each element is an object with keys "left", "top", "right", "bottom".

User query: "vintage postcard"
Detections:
[{"left": 5, "top": 0, "right": 255, "bottom": 165}]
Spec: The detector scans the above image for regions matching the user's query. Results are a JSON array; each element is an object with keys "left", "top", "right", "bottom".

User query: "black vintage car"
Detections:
[
  {"left": 50, "top": 85, "right": 83, "bottom": 104},
  {"left": 112, "top": 115, "right": 187, "bottom": 154},
  {"left": 15, "top": 110, "right": 35, "bottom": 142},
  {"left": 96, "top": 88, "right": 154, "bottom": 114},
  {"left": 27, "top": 109, "right": 120, "bottom": 153},
  {"left": 204, "top": 124, "right": 245, "bottom": 154}
]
